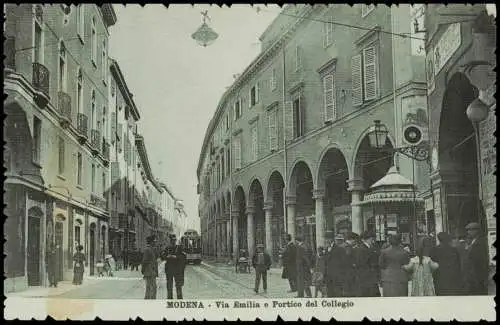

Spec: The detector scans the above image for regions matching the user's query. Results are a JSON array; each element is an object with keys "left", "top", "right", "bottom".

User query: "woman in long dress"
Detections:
[
  {"left": 403, "top": 236, "right": 439, "bottom": 296},
  {"left": 73, "top": 245, "right": 85, "bottom": 285}
]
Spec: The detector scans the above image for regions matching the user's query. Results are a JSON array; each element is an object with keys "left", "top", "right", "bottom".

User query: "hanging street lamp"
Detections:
[{"left": 191, "top": 10, "right": 219, "bottom": 47}]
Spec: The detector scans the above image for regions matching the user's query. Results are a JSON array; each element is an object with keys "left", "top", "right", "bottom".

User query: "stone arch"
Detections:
[
  {"left": 315, "top": 145, "right": 351, "bottom": 191},
  {"left": 233, "top": 185, "right": 247, "bottom": 252},
  {"left": 287, "top": 158, "right": 315, "bottom": 197},
  {"left": 247, "top": 175, "right": 264, "bottom": 205},
  {"left": 265, "top": 170, "right": 286, "bottom": 260}
]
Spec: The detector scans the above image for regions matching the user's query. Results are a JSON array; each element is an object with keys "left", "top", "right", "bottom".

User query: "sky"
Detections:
[{"left": 109, "top": 4, "right": 280, "bottom": 230}]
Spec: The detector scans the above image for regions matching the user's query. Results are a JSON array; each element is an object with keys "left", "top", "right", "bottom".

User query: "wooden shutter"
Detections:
[
  {"left": 234, "top": 138, "right": 241, "bottom": 170},
  {"left": 299, "top": 96, "right": 305, "bottom": 137},
  {"left": 295, "top": 45, "right": 302, "bottom": 70},
  {"left": 255, "top": 82, "right": 260, "bottom": 103},
  {"left": 284, "top": 101, "right": 294, "bottom": 143},
  {"left": 251, "top": 125, "right": 258, "bottom": 161},
  {"left": 351, "top": 54, "right": 363, "bottom": 106},
  {"left": 323, "top": 74, "right": 335, "bottom": 122},
  {"left": 363, "top": 46, "right": 377, "bottom": 101},
  {"left": 110, "top": 112, "right": 116, "bottom": 144},
  {"left": 268, "top": 110, "right": 277, "bottom": 151}
]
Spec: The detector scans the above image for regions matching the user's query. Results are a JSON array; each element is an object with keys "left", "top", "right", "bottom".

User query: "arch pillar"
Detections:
[
  {"left": 263, "top": 201, "right": 273, "bottom": 258},
  {"left": 231, "top": 208, "right": 239, "bottom": 260},
  {"left": 246, "top": 206, "right": 255, "bottom": 258},
  {"left": 348, "top": 178, "right": 365, "bottom": 235},
  {"left": 313, "top": 189, "right": 326, "bottom": 248},
  {"left": 285, "top": 196, "right": 296, "bottom": 239}
]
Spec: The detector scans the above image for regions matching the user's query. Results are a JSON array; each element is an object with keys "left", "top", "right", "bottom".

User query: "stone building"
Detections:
[
  {"left": 197, "top": 4, "right": 433, "bottom": 262},
  {"left": 4, "top": 4, "right": 116, "bottom": 290},
  {"left": 424, "top": 4, "right": 496, "bottom": 265}
]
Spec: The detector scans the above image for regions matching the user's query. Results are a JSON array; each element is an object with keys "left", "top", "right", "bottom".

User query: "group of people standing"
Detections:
[
  {"left": 142, "top": 234, "right": 187, "bottom": 300},
  {"left": 280, "top": 221, "right": 490, "bottom": 298}
]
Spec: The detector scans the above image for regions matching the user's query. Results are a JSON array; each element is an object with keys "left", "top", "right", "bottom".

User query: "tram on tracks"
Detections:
[{"left": 181, "top": 229, "right": 202, "bottom": 265}]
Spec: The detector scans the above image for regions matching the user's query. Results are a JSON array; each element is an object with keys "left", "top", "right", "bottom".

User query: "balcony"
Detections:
[
  {"left": 4, "top": 36, "right": 15, "bottom": 73},
  {"left": 57, "top": 91, "right": 72, "bottom": 128},
  {"left": 89, "top": 193, "right": 107, "bottom": 210},
  {"left": 110, "top": 210, "right": 120, "bottom": 230},
  {"left": 102, "top": 139, "right": 110, "bottom": 165},
  {"left": 76, "top": 113, "right": 89, "bottom": 143},
  {"left": 32, "top": 62, "right": 50, "bottom": 108},
  {"left": 90, "top": 129, "right": 101, "bottom": 155}
]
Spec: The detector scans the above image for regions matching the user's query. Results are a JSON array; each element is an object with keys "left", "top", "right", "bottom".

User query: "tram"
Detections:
[{"left": 181, "top": 229, "right": 202, "bottom": 265}]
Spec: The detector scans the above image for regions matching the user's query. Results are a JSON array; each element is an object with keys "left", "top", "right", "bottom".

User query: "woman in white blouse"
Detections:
[{"left": 403, "top": 236, "right": 439, "bottom": 296}]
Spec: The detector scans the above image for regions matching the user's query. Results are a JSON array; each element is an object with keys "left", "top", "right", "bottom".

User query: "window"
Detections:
[
  {"left": 76, "top": 68, "right": 83, "bottom": 114},
  {"left": 77, "top": 5, "right": 84, "bottom": 41},
  {"left": 295, "top": 45, "right": 302, "bottom": 71},
  {"left": 77, "top": 152, "right": 83, "bottom": 185},
  {"left": 102, "top": 106, "right": 107, "bottom": 141},
  {"left": 249, "top": 83, "right": 259, "bottom": 107},
  {"left": 225, "top": 114, "right": 229, "bottom": 131},
  {"left": 221, "top": 155, "right": 225, "bottom": 181},
  {"left": 270, "top": 68, "right": 277, "bottom": 91},
  {"left": 293, "top": 97, "right": 304, "bottom": 138},
  {"left": 75, "top": 226, "right": 81, "bottom": 244},
  {"left": 268, "top": 109, "right": 278, "bottom": 151},
  {"left": 33, "top": 5, "right": 44, "bottom": 64},
  {"left": 233, "top": 98, "right": 242, "bottom": 120},
  {"left": 351, "top": 46, "right": 378, "bottom": 105},
  {"left": 251, "top": 124, "right": 258, "bottom": 162},
  {"left": 58, "top": 137, "right": 65, "bottom": 175},
  {"left": 91, "top": 90, "right": 96, "bottom": 129},
  {"left": 362, "top": 4, "right": 375, "bottom": 18},
  {"left": 323, "top": 73, "right": 336, "bottom": 122},
  {"left": 91, "top": 17, "right": 97, "bottom": 64},
  {"left": 226, "top": 147, "right": 231, "bottom": 176},
  {"left": 91, "top": 164, "right": 96, "bottom": 192},
  {"left": 101, "top": 39, "right": 107, "bottom": 82},
  {"left": 33, "top": 116, "right": 42, "bottom": 163},
  {"left": 102, "top": 172, "right": 106, "bottom": 196},
  {"left": 233, "top": 137, "right": 241, "bottom": 170},
  {"left": 323, "top": 17, "right": 334, "bottom": 48},
  {"left": 58, "top": 41, "right": 67, "bottom": 92}
]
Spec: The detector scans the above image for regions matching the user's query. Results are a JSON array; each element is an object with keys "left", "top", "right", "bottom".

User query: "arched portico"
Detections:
[
  {"left": 288, "top": 161, "right": 316, "bottom": 251},
  {"left": 248, "top": 179, "right": 265, "bottom": 258},
  {"left": 316, "top": 147, "right": 351, "bottom": 247},
  {"left": 233, "top": 186, "right": 247, "bottom": 258},
  {"left": 266, "top": 170, "right": 286, "bottom": 261}
]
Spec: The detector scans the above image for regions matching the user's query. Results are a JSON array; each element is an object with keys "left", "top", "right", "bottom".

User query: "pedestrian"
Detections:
[
  {"left": 342, "top": 232, "right": 358, "bottom": 297},
  {"left": 324, "top": 234, "right": 348, "bottom": 297},
  {"left": 281, "top": 234, "right": 297, "bottom": 293},
  {"left": 252, "top": 244, "right": 272, "bottom": 294},
  {"left": 142, "top": 235, "right": 158, "bottom": 300},
  {"left": 163, "top": 236, "right": 187, "bottom": 299},
  {"left": 378, "top": 234, "right": 410, "bottom": 297},
  {"left": 430, "top": 232, "right": 463, "bottom": 295},
  {"left": 462, "top": 222, "right": 489, "bottom": 295},
  {"left": 295, "top": 236, "right": 313, "bottom": 298},
  {"left": 354, "top": 231, "right": 381, "bottom": 297},
  {"left": 312, "top": 246, "right": 327, "bottom": 298},
  {"left": 46, "top": 242, "right": 58, "bottom": 288},
  {"left": 72, "top": 245, "right": 85, "bottom": 285},
  {"left": 403, "top": 236, "right": 439, "bottom": 296}
]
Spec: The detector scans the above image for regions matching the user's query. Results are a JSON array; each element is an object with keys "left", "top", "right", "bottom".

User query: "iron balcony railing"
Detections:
[
  {"left": 32, "top": 62, "right": 50, "bottom": 97},
  {"left": 58, "top": 91, "right": 72, "bottom": 123},
  {"left": 77, "top": 113, "right": 89, "bottom": 138},
  {"left": 91, "top": 129, "right": 101, "bottom": 152}
]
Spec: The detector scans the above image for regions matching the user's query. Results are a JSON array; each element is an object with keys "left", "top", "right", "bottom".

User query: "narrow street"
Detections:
[{"left": 6, "top": 263, "right": 296, "bottom": 300}]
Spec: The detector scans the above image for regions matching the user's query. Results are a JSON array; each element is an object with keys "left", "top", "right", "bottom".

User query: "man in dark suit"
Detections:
[
  {"left": 252, "top": 244, "right": 272, "bottom": 294},
  {"left": 378, "top": 234, "right": 410, "bottom": 297},
  {"left": 163, "top": 235, "right": 187, "bottom": 299},
  {"left": 324, "top": 235, "right": 348, "bottom": 297},
  {"left": 462, "top": 222, "right": 489, "bottom": 295},
  {"left": 141, "top": 235, "right": 158, "bottom": 299},
  {"left": 281, "top": 234, "right": 297, "bottom": 292},
  {"left": 342, "top": 232, "right": 358, "bottom": 297},
  {"left": 295, "top": 236, "right": 313, "bottom": 298},
  {"left": 354, "top": 230, "right": 381, "bottom": 297},
  {"left": 431, "top": 232, "right": 463, "bottom": 295}
]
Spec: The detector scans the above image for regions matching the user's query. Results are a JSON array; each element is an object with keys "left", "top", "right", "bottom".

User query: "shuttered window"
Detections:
[
  {"left": 270, "top": 68, "right": 277, "bottom": 91},
  {"left": 234, "top": 99, "right": 241, "bottom": 120},
  {"left": 58, "top": 137, "right": 65, "bottom": 175},
  {"left": 77, "top": 152, "right": 83, "bottom": 185},
  {"left": 323, "top": 17, "right": 334, "bottom": 48},
  {"left": 251, "top": 124, "right": 258, "bottom": 162},
  {"left": 110, "top": 112, "right": 116, "bottom": 144},
  {"left": 363, "top": 46, "right": 378, "bottom": 101},
  {"left": 323, "top": 74, "right": 336, "bottom": 122},
  {"left": 293, "top": 97, "right": 304, "bottom": 138},
  {"left": 111, "top": 161, "right": 119, "bottom": 196},
  {"left": 295, "top": 45, "right": 302, "bottom": 71},
  {"left": 284, "top": 101, "right": 294, "bottom": 143},
  {"left": 268, "top": 109, "right": 278, "bottom": 151},
  {"left": 233, "top": 137, "right": 241, "bottom": 170},
  {"left": 351, "top": 54, "right": 363, "bottom": 106}
]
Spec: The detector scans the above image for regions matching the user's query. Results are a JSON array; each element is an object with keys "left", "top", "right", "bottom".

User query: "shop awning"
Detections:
[{"left": 361, "top": 166, "right": 424, "bottom": 205}]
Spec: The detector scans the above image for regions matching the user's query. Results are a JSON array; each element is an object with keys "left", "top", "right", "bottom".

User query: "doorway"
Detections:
[
  {"left": 27, "top": 210, "right": 42, "bottom": 286},
  {"left": 55, "top": 221, "right": 64, "bottom": 281},
  {"left": 89, "top": 224, "right": 96, "bottom": 276}
]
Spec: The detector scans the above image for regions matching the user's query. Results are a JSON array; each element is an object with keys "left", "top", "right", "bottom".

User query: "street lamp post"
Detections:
[{"left": 191, "top": 11, "right": 219, "bottom": 47}]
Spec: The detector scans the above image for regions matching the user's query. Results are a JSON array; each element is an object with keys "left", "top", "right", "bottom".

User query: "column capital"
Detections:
[
  {"left": 285, "top": 196, "right": 296, "bottom": 206},
  {"left": 347, "top": 178, "right": 364, "bottom": 192},
  {"left": 246, "top": 206, "right": 255, "bottom": 215},
  {"left": 263, "top": 201, "right": 273, "bottom": 211},
  {"left": 312, "top": 189, "right": 325, "bottom": 200}
]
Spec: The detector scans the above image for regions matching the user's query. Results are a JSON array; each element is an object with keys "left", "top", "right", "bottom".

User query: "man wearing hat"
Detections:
[
  {"left": 324, "top": 233, "right": 348, "bottom": 297},
  {"left": 252, "top": 244, "right": 271, "bottom": 294},
  {"left": 342, "top": 232, "right": 358, "bottom": 297},
  {"left": 462, "top": 222, "right": 489, "bottom": 295},
  {"left": 354, "top": 230, "right": 381, "bottom": 297},
  {"left": 294, "top": 236, "right": 313, "bottom": 298},
  {"left": 142, "top": 235, "right": 158, "bottom": 299}
]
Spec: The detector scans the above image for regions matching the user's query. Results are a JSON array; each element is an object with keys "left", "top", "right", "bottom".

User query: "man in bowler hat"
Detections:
[{"left": 462, "top": 222, "right": 489, "bottom": 295}]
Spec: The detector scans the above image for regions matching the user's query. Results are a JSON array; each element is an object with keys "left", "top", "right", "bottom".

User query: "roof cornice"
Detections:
[{"left": 110, "top": 59, "right": 141, "bottom": 121}]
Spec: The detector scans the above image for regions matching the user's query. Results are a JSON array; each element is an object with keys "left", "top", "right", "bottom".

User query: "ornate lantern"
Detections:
[
  {"left": 368, "top": 120, "right": 389, "bottom": 149},
  {"left": 191, "top": 11, "right": 219, "bottom": 47}
]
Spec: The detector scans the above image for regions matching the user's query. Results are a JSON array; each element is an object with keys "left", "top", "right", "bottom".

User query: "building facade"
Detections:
[
  {"left": 197, "top": 4, "right": 433, "bottom": 262},
  {"left": 424, "top": 4, "right": 496, "bottom": 265},
  {"left": 4, "top": 4, "right": 117, "bottom": 291}
]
